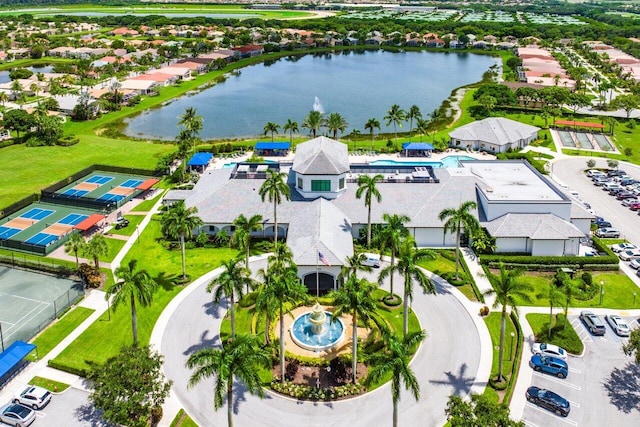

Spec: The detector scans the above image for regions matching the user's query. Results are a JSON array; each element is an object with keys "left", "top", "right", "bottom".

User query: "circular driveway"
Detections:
[{"left": 158, "top": 258, "right": 488, "bottom": 427}]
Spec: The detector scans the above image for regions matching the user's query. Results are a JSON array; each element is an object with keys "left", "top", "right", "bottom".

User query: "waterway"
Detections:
[{"left": 123, "top": 50, "right": 498, "bottom": 140}]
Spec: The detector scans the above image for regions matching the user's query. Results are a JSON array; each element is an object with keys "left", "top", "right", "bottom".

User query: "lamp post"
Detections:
[
  {"left": 634, "top": 291, "right": 637, "bottom": 307},
  {"left": 510, "top": 331, "right": 515, "bottom": 361},
  {"left": 600, "top": 281, "right": 605, "bottom": 305}
]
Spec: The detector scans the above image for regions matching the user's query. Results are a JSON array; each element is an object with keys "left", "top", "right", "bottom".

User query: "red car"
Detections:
[{"left": 630, "top": 203, "right": 640, "bottom": 211}]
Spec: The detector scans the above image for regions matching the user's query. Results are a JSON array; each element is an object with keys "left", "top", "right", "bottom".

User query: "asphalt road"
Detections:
[
  {"left": 31, "top": 387, "right": 110, "bottom": 427},
  {"left": 522, "top": 314, "right": 640, "bottom": 427},
  {"left": 551, "top": 157, "right": 640, "bottom": 245},
  {"left": 160, "top": 259, "right": 484, "bottom": 427}
]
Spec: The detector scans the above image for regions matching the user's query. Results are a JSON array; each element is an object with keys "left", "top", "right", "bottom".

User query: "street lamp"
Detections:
[
  {"left": 634, "top": 291, "right": 637, "bottom": 307},
  {"left": 510, "top": 331, "right": 515, "bottom": 361},
  {"left": 600, "top": 281, "right": 605, "bottom": 305}
]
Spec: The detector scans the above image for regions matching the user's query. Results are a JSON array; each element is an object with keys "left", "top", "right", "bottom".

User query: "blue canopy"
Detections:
[
  {"left": 187, "top": 152, "right": 213, "bottom": 167},
  {"left": 255, "top": 142, "right": 290, "bottom": 150},
  {"left": 0, "top": 341, "right": 35, "bottom": 379},
  {"left": 402, "top": 142, "right": 434, "bottom": 150}
]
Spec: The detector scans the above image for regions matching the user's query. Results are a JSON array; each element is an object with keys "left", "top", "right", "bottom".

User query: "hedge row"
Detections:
[
  {"left": 47, "top": 359, "right": 88, "bottom": 378},
  {"left": 479, "top": 254, "right": 618, "bottom": 268},
  {"left": 484, "top": 262, "right": 619, "bottom": 272}
]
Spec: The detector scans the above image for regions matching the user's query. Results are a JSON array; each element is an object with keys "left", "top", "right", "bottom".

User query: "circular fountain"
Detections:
[{"left": 290, "top": 303, "right": 345, "bottom": 352}]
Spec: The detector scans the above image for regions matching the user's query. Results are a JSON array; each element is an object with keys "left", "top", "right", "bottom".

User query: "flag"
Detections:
[{"left": 318, "top": 251, "right": 331, "bottom": 266}]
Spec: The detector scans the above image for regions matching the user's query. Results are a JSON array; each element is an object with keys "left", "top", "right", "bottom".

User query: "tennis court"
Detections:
[
  {"left": 51, "top": 172, "right": 150, "bottom": 209},
  {"left": 0, "top": 266, "right": 84, "bottom": 350}
]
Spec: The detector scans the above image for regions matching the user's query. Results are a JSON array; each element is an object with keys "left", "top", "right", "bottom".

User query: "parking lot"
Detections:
[{"left": 522, "top": 314, "right": 640, "bottom": 427}]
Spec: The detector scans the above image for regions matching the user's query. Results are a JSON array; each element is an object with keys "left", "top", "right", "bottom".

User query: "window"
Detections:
[
  {"left": 311, "top": 180, "right": 331, "bottom": 192},
  {"left": 297, "top": 177, "right": 303, "bottom": 189},
  {"left": 339, "top": 178, "right": 345, "bottom": 190}
]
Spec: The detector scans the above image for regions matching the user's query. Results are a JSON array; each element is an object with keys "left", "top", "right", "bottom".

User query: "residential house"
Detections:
[{"left": 448, "top": 117, "right": 540, "bottom": 153}]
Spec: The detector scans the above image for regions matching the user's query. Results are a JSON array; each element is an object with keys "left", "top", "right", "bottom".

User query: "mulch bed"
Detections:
[{"left": 273, "top": 361, "right": 368, "bottom": 389}]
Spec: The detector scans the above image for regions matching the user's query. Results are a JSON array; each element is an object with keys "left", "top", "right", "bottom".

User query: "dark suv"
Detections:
[
  {"left": 580, "top": 310, "right": 606, "bottom": 336},
  {"left": 526, "top": 386, "right": 570, "bottom": 417}
]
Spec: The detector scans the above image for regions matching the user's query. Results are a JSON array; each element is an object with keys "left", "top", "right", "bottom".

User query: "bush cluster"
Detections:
[{"left": 270, "top": 380, "right": 362, "bottom": 401}]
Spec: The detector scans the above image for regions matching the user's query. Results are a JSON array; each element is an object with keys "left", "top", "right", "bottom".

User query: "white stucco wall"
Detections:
[
  {"left": 495, "top": 237, "right": 529, "bottom": 253},
  {"left": 532, "top": 239, "right": 565, "bottom": 257},
  {"left": 411, "top": 227, "right": 456, "bottom": 247},
  {"left": 571, "top": 218, "right": 591, "bottom": 236},
  {"left": 483, "top": 201, "right": 572, "bottom": 222},
  {"left": 295, "top": 172, "right": 347, "bottom": 199}
]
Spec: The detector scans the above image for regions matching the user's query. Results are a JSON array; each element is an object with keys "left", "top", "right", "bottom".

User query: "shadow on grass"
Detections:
[
  {"left": 603, "top": 361, "right": 640, "bottom": 414},
  {"left": 154, "top": 271, "right": 179, "bottom": 291}
]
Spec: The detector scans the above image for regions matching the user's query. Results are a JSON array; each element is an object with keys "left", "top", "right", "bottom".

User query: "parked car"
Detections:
[
  {"left": 596, "top": 221, "right": 613, "bottom": 229},
  {"left": 587, "top": 169, "right": 605, "bottom": 178},
  {"left": 630, "top": 259, "right": 640, "bottom": 269},
  {"left": 526, "top": 386, "right": 571, "bottom": 417},
  {"left": 593, "top": 176, "right": 610, "bottom": 186},
  {"left": 0, "top": 403, "right": 36, "bottom": 427},
  {"left": 592, "top": 216, "right": 608, "bottom": 225},
  {"left": 595, "top": 228, "right": 620, "bottom": 238},
  {"left": 622, "top": 198, "right": 640, "bottom": 207},
  {"left": 114, "top": 218, "right": 130, "bottom": 230},
  {"left": 630, "top": 203, "right": 640, "bottom": 211},
  {"left": 580, "top": 310, "right": 606, "bottom": 336},
  {"left": 616, "top": 191, "right": 636, "bottom": 200},
  {"left": 607, "top": 169, "right": 626, "bottom": 177},
  {"left": 531, "top": 343, "right": 568, "bottom": 360},
  {"left": 529, "top": 354, "right": 569, "bottom": 378},
  {"left": 361, "top": 253, "right": 381, "bottom": 268},
  {"left": 619, "top": 249, "right": 640, "bottom": 261},
  {"left": 611, "top": 243, "right": 638, "bottom": 253},
  {"left": 13, "top": 385, "right": 51, "bottom": 409},
  {"left": 606, "top": 314, "right": 631, "bottom": 337}
]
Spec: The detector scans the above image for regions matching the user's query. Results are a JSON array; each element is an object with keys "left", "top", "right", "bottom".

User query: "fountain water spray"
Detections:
[{"left": 313, "top": 96, "right": 324, "bottom": 113}]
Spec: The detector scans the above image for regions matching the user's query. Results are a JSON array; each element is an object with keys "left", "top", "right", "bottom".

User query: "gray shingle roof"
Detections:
[
  {"left": 293, "top": 136, "right": 349, "bottom": 175},
  {"left": 484, "top": 213, "right": 584, "bottom": 239},
  {"left": 448, "top": 118, "right": 540, "bottom": 146}
]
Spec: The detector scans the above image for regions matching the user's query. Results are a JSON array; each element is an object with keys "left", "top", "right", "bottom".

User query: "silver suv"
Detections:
[
  {"left": 580, "top": 311, "right": 606, "bottom": 336},
  {"left": 595, "top": 228, "right": 620, "bottom": 238}
]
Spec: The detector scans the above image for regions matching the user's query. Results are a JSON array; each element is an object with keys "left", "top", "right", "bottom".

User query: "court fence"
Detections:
[{"left": 0, "top": 252, "right": 74, "bottom": 276}]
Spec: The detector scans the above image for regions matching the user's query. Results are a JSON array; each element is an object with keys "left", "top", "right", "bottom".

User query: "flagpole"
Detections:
[{"left": 316, "top": 250, "right": 319, "bottom": 299}]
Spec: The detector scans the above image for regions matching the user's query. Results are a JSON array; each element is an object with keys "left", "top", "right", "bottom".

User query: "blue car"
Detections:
[{"left": 529, "top": 354, "right": 568, "bottom": 378}]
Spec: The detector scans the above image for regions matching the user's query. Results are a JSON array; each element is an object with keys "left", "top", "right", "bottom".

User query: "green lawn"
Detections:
[
  {"left": 30, "top": 307, "right": 94, "bottom": 359},
  {"left": 419, "top": 251, "right": 478, "bottom": 302},
  {"left": 108, "top": 215, "right": 145, "bottom": 236},
  {"left": 28, "top": 376, "right": 71, "bottom": 393},
  {"left": 170, "top": 409, "right": 199, "bottom": 427},
  {"left": 526, "top": 313, "right": 584, "bottom": 355},
  {"left": 102, "top": 237, "right": 126, "bottom": 263},
  {"left": 484, "top": 312, "right": 518, "bottom": 379},
  {"left": 131, "top": 190, "right": 167, "bottom": 212}
]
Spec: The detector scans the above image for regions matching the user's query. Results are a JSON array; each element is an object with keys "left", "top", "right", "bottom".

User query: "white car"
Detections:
[
  {"left": 531, "top": 343, "right": 568, "bottom": 360},
  {"left": 13, "top": 385, "right": 52, "bottom": 410},
  {"left": 611, "top": 243, "right": 637, "bottom": 253},
  {"left": 630, "top": 259, "right": 640, "bottom": 269},
  {"left": 619, "top": 249, "right": 640, "bottom": 261},
  {"left": 606, "top": 314, "right": 631, "bottom": 337}
]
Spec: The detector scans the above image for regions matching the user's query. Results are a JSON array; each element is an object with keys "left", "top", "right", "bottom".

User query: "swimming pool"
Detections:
[{"left": 369, "top": 155, "right": 476, "bottom": 168}]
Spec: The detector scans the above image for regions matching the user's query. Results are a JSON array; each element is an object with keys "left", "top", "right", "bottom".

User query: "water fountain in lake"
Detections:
[
  {"left": 312, "top": 96, "right": 324, "bottom": 114},
  {"left": 290, "top": 302, "right": 345, "bottom": 352}
]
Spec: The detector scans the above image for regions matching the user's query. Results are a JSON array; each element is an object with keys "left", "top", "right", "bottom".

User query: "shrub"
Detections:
[
  {"left": 56, "top": 135, "right": 80, "bottom": 146},
  {"left": 270, "top": 380, "right": 361, "bottom": 400},
  {"left": 329, "top": 357, "right": 349, "bottom": 385},
  {"left": 285, "top": 359, "right": 299, "bottom": 381},
  {"left": 78, "top": 263, "right": 102, "bottom": 288}
]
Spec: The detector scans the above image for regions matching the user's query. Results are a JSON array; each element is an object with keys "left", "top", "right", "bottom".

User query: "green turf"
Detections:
[
  {"left": 103, "top": 237, "right": 126, "bottom": 263},
  {"left": 131, "top": 190, "right": 166, "bottom": 213},
  {"left": 526, "top": 313, "right": 584, "bottom": 355},
  {"left": 28, "top": 376, "right": 71, "bottom": 393},
  {"left": 170, "top": 409, "right": 199, "bottom": 427},
  {"left": 29, "top": 307, "right": 94, "bottom": 359},
  {"left": 484, "top": 312, "right": 518, "bottom": 379},
  {"left": 108, "top": 215, "right": 144, "bottom": 237}
]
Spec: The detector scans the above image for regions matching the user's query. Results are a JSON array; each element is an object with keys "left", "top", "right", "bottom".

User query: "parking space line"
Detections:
[
  {"left": 523, "top": 420, "right": 539, "bottom": 427},
  {"left": 567, "top": 399, "right": 581, "bottom": 409},
  {"left": 532, "top": 373, "right": 582, "bottom": 390},
  {"left": 525, "top": 404, "right": 578, "bottom": 426},
  {"left": 571, "top": 319, "right": 594, "bottom": 343},
  {"left": 568, "top": 367, "right": 582, "bottom": 374}
]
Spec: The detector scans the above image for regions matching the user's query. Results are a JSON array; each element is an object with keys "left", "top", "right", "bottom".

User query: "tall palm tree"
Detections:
[
  {"left": 338, "top": 252, "right": 373, "bottom": 282},
  {"left": 406, "top": 105, "right": 422, "bottom": 140},
  {"left": 384, "top": 104, "right": 406, "bottom": 141},
  {"left": 483, "top": 263, "right": 532, "bottom": 381},
  {"left": 263, "top": 121, "right": 280, "bottom": 142},
  {"left": 84, "top": 234, "right": 108, "bottom": 269},
  {"left": 379, "top": 237, "right": 436, "bottom": 336},
  {"left": 302, "top": 110, "right": 323, "bottom": 137},
  {"left": 0, "top": 91, "right": 8, "bottom": 106},
  {"left": 254, "top": 279, "right": 278, "bottom": 345},
  {"left": 542, "top": 282, "right": 565, "bottom": 339},
  {"left": 282, "top": 119, "right": 299, "bottom": 145},
  {"left": 325, "top": 112, "right": 348, "bottom": 139},
  {"left": 415, "top": 118, "right": 430, "bottom": 142},
  {"left": 186, "top": 334, "right": 270, "bottom": 427},
  {"left": 356, "top": 174, "right": 384, "bottom": 248},
  {"left": 106, "top": 259, "right": 157, "bottom": 346},
  {"left": 365, "top": 329, "right": 426, "bottom": 427},
  {"left": 65, "top": 232, "right": 85, "bottom": 269},
  {"left": 329, "top": 275, "right": 377, "bottom": 382},
  {"left": 373, "top": 213, "right": 410, "bottom": 300},
  {"left": 207, "top": 258, "right": 252, "bottom": 339},
  {"left": 178, "top": 107, "right": 203, "bottom": 154},
  {"left": 438, "top": 201, "right": 480, "bottom": 280},
  {"left": 364, "top": 117, "right": 381, "bottom": 149},
  {"left": 232, "top": 213, "right": 263, "bottom": 271},
  {"left": 161, "top": 201, "right": 204, "bottom": 280},
  {"left": 258, "top": 169, "right": 290, "bottom": 246}
]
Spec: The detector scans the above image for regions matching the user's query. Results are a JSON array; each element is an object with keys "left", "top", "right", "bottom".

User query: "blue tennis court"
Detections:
[
  {"left": 97, "top": 193, "right": 125, "bottom": 202},
  {"left": 61, "top": 189, "right": 89, "bottom": 197},
  {"left": 0, "top": 226, "right": 20, "bottom": 239},
  {"left": 20, "top": 208, "right": 54, "bottom": 221},
  {"left": 86, "top": 175, "right": 113, "bottom": 185},
  {"left": 58, "top": 213, "right": 89, "bottom": 226},
  {"left": 121, "top": 179, "right": 144, "bottom": 188},
  {"left": 24, "top": 232, "right": 58, "bottom": 246}
]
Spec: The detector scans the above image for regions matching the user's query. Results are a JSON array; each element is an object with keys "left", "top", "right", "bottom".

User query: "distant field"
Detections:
[{"left": 0, "top": 4, "right": 318, "bottom": 19}]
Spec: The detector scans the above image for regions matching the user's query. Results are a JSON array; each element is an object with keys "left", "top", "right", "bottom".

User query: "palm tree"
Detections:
[
  {"left": 282, "top": 119, "right": 299, "bottom": 145},
  {"left": 380, "top": 237, "right": 435, "bottom": 336},
  {"left": 364, "top": 117, "right": 381, "bottom": 149},
  {"left": 64, "top": 232, "right": 85, "bottom": 269},
  {"left": 161, "top": 201, "right": 204, "bottom": 280},
  {"left": 178, "top": 107, "right": 203, "bottom": 154},
  {"left": 207, "top": 258, "right": 252, "bottom": 339},
  {"left": 356, "top": 174, "right": 383, "bottom": 248},
  {"left": 415, "top": 118, "right": 431, "bottom": 141},
  {"left": 302, "top": 110, "right": 323, "bottom": 137},
  {"left": 438, "top": 201, "right": 480, "bottom": 280},
  {"left": 483, "top": 263, "right": 532, "bottom": 381},
  {"left": 384, "top": 104, "right": 406, "bottom": 140},
  {"left": 406, "top": 105, "right": 422, "bottom": 140},
  {"left": 263, "top": 121, "right": 280, "bottom": 142},
  {"left": 84, "top": 234, "right": 108, "bottom": 269},
  {"left": 541, "top": 282, "right": 565, "bottom": 339},
  {"left": 186, "top": 334, "right": 270, "bottom": 427},
  {"left": 325, "top": 112, "right": 348, "bottom": 139},
  {"left": 338, "top": 252, "right": 373, "bottom": 282},
  {"left": 29, "top": 83, "right": 40, "bottom": 98},
  {"left": 373, "top": 213, "right": 410, "bottom": 300},
  {"left": 0, "top": 91, "right": 8, "bottom": 106},
  {"left": 258, "top": 169, "right": 290, "bottom": 246},
  {"left": 329, "top": 275, "right": 377, "bottom": 382},
  {"left": 232, "top": 213, "right": 263, "bottom": 271},
  {"left": 254, "top": 279, "right": 278, "bottom": 345},
  {"left": 106, "top": 259, "right": 157, "bottom": 346},
  {"left": 365, "top": 329, "right": 426, "bottom": 427}
]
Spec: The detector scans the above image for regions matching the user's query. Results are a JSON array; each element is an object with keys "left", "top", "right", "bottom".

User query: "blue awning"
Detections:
[
  {"left": 187, "top": 152, "right": 213, "bottom": 167},
  {"left": 255, "top": 142, "right": 290, "bottom": 150},
  {"left": 0, "top": 341, "right": 36, "bottom": 378},
  {"left": 402, "top": 142, "right": 434, "bottom": 150}
]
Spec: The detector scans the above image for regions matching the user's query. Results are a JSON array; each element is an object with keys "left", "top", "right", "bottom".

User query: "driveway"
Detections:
[
  {"left": 29, "top": 387, "right": 111, "bottom": 427},
  {"left": 159, "top": 258, "right": 487, "bottom": 427}
]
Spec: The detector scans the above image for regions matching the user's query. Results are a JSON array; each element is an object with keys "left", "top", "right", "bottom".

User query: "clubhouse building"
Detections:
[{"left": 165, "top": 136, "right": 590, "bottom": 293}]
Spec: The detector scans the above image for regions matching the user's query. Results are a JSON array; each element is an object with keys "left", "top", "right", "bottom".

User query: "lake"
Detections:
[
  {"left": 123, "top": 50, "right": 498, "bottom": 140},
  {"left": 0, "top": 65, "right": 55, "bottom": 84}
]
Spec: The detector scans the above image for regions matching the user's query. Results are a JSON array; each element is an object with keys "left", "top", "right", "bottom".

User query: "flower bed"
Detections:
[{"left": 270, "top": 380, "right": 362, "bottom": 400}]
